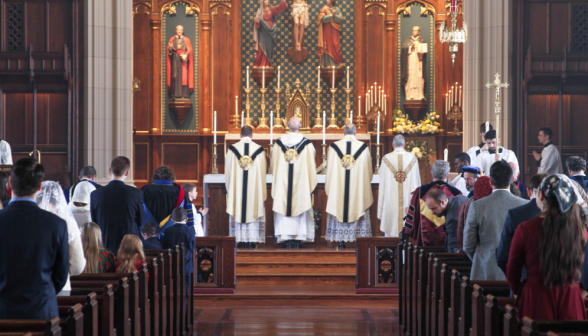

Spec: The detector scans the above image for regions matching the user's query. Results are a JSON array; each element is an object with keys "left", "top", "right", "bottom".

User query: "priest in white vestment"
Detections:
[
  {"left": 225, "top": 126, "right": 267, "bottom": 247},
  {"left": 0, "top": 139, "right": 12, "bottom": 165},
  {"left": 466, "top": 123, "right": 493, "bottom": 160},
  {"left": 449, "top": 152, "right": 470, "bottom": 196},
  {"left": 532, "top": 127, "right": 563, "bottom": 175},
  {"left": 378, "top": 135, "right": 421, "bottom": 237},
  {"left": 271, "top": 117, "right": 317, "bottom": 248},
  {"left": 471, "top": 130, "right": 519, "bottom": 176},
  {"left": 324, "top": 124, "right": 373, "bottom": 248}
]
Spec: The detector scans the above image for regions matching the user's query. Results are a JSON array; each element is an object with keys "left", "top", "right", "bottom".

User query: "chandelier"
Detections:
[{"left": 439, "top": 0, "right": 467, "bottom": 66}]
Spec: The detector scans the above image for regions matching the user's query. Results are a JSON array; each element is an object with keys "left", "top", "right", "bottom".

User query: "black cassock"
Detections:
[{"left": 169, "top": 36, "right": 190, "bottom": 99}]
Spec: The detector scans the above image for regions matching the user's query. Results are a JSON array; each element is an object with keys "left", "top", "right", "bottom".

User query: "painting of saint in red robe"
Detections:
[
  {"left": 252, "top": 0, "right": 288, "bottom": 67},
  {"left": 167, "top": 25, "right": 194, "bottom": 99},
  {"left": 318, "top": 0, "right": 343, "bottom": 67}
]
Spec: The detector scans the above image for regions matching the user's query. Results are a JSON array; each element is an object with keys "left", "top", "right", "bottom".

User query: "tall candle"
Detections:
[
  {"left": 277, "top": 66, "right": 281, "bottom": 89},
  {"left": 451, "top": 87, "right": 454, "bottom": 106},
  {"left": 485, "top": 121, "right": 489, "bottom": 133},
  {"left": 449, "top": 90, "right": 452, "bottom": 108},
  {"left": 365, "top": 94, "right": 368, "bottom": 113},
  {"left": 350, "top": 111, "right": 353, "bottom": 124},
  {"left": 377, "top": 112, "right": 381, "bottom": 144},
  {"left": 235, "top": 96, "right": 238, "bottom": 116},
  {"left": 379, "top": 87, "right": 382, "bottom": 108},
  {"left": 331, "top": 66, "right": 335, "bottom": 89},
  {"left": 246, "top": 66, "right": 250, "bottom": 89},
  {"left": 384, "top": 95, "right": 387, "bottom": 115},
  {"left": 358, "top": 96, "right": 361, "bottom": 116},
  {"left": 213, "top": 111, "right": 217, "bottom": 144},
  {"left": 270, "top": 111, "right": 273, "bottom": 144},
  {"left": 317, "top": 66, "right": 320, "bottom": 89},
  {"left": 371, "top": 87, "right": 373, "bottom": 107},
  {"left": 459, "top": 86, "right": 462, "bottom": 107},
  {"left": 445, "top": 93, "right": 449, "bottom": 115},
  {"left": 242, "top": 111, "right": 244, "bottom": 126},
  {"left": 455, "top": 83, "right": 459, "bottom": 104},
  {"left": 262, "top": 66, "right": 265, "bottom": 89},
  {"left": 323, "top": 112, "right": 326, "bottom": 144},
  {"left": 346, "top": 66, "right": 350, "bottom": 89},
  {"left": 444, "top": 149, "right": 448, "bottom": 162}
]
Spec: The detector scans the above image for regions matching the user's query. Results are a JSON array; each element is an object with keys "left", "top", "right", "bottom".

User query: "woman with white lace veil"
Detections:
[{"left": 37, "top": 181, "right": 86, "bottom": 292}]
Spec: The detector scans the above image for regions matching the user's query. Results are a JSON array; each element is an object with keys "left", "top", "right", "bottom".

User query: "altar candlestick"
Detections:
[
  {"left": 262, "top": 66, "right": 265, "bottom": 89},
  {"left": 445, "top": 94, "right": 449, "bottom": 115},
  {"left": 350, "top": 111, "right": 353, "bottom": 124},
  {"left": 277, "top": 66, "right": 281, "bottom": 89},
  {"left": 485, "top": 121, "right": 489, "bottom": 133},
  {"left": 213, "top": 111, "right": 217, "bottom": 144},
  {"left": 358, "top": 96, "right": 361, "bottom": 116},
  {"left": 235, "top": 96, "right": 238, "bottom": 117},
  {"left": 317, "top": 66, "right": 320, "bottom": 89},
  {"left": 370, "top": 87, "right": 373, "bottom": 107},
  {"left": 451, "top": 86, "right": 454, "bottom": 106},
  {"left": 270, "top": 111, "right": 273, "bottom": 144},
  {"left": 455, "top": 82, "right": 459, "bottom": 104},
  {"left": 346, "top": 66, "right": 350, "bottom": 89},
  {"left": 331, "top": 66, "right": 335, "bottom": 89},
  {"left": 242, "top": 112, "right": 244, "bottom": 126},
  {"left": 379, "top": 87, "right": 382, "bottom": 108},
  {"left": 384, "top": 95, "right": 387, "bottom": 115},
  {"left": 444, "top": 149, "right": 448, "bottom": 162},
  {"left": 246, "top": 66, "right": 250, "bottom": 89},
  {"left": 459, "top": 86, "right": 462, "bottom": 107},
  {"left": 322, "top": 112, "right": 326, "bottom": 144},
  {"left": 377, "top": 112, "right": 381, "bottom": 144},
  {"left": 365, "top": 94, "right": 368, "bottom": 114}
]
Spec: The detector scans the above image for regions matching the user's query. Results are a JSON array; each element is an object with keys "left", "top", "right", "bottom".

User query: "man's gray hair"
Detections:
[
  {"left": 288, "top": 117, "right": 301, "bottom": 131},
  {"left": 431, "top": 160, "right": 450, "bottom": 180},
  {"left": 393, "top": 135, "right": 405, "bottom": 148},
  {"left": 344, "top": 123, "right": 356, "bottom": 135},
  {"left": 79, "top": 166, "right": 97, "bottom": 179}
]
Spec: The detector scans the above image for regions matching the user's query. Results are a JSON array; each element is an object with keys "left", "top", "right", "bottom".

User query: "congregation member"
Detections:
[
  {"left": 533, "top": 127, "right": 563, "bottom": 175},
  {"left": 69, "top": 180, "right": 96, "bottom": 228},
  {"left": 466, "top": 123, "right": 492, "bottom": 159},
  {"left": 162, "top": 207, "right": 195, "bottom": 293},
  {"left": 271, "top": 116, "right": 317, "bottom": 248},
  {"left": 461, "top": 166, "right": 482, "bottom": 198},
  {"left": 37, "top": 181, "right": 86, "bottom": 292},
  {"left": 0, "top": 138, "right": 12, "bottom": 165},
  {"left": 511, "top": 163, "right": 529, "bottom": 200},
  {"left": 425, "top": 189, "right": 467, "bottom": 252},
  {"left": 404, "top": 160, "right": 461, "bottom": 246},
  {"left": 81, "top": 222, "right": 116, "bottom": 273},
  {"left": 496, "top": 174, "right": 547, "bottom": 275},
  {"left": 0, "top": 171, "right": 9, "bottom": 209},
  {"left": 182, "top": 183, "right": 207, "bottom": 237},
  {"left": 142, "top": 222, "right": 163, "bottom": 250},
  {"left": 116, "top": 235, "right": 147, "bottom": 273},
  {"left": 463, "top": 161, "right": 528, "bottom": 280},
  {"left": 142, "top": 166, "right": 193, "bottom": 235},
  {"left": 64, "top": 166, "right": 102, "bottom": 203},
  {"left": 506, "top": 174, "right": 588, "bottom": 320},
  {"left": 567, "top": 156, "right": 588, "bottom": 192},
  {"left": 378, "top": 134, "right": 421, "bottom": 237},
  {"left": 325, "top": 124, "right": 373, "bottom": 248},
  {"left": 449, "top": 153, "right": 471, "bottom": 195},
  {"left": 471, "top": 130, "right": 519, "bottom": 176},
  {"left": 0, "top": 158, "right": 69, "bottom": 319},
  {"left": 457, "top": 176, "right": 493, "bottom": 254},
  {"left": 91, "top": 156, "right": 144, "bottom": 253},
  {"left": 225, "top": 125, "right": 267, "bottom": 248}
]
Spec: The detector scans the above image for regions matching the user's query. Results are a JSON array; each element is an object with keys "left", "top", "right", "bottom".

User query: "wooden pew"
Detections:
[
  {"left": 0, "top": 317, "right": 61, "bottom": 336},
  {"left": 521, "top": 317, "right": 588, "bottom": 336},
  {"left": 57, "top": 303, "right": 84, "bottom": 336},
  {"left": 470, "top": 283, "right": 511, "bottom": 336},
  {"left": 546, "top": 333, "right": 588, "bottom": 336},
  {"left": 62, "top": 285, "right": 115, "bottom": 336},
  {"left": 399, "top": 241, "right": 411, "bottom": 335},
  {"left": 144, "top": 252, "right": 167, "bottom": 336},
  {"left": 459, "top": 278, "right": 511, "bottom": 336},
  {"left": 144, "top": 248, "right": 176, "bottom": 336},
  {"left": 484, "top": 294, "right": 516, "bottom": 336},
  {"left": 57, "top": 293, "right": 99, "bottom": 336},
  {"left": 412, "top": 246, "right": 445, "bottom": 336},
  {"left": 397, "top": 239, "right": 407, "bottom": 335},
  {"left": 503, "top": 305, "right": 520, "bottom": 336},
  {"left": 171, "top": 245, "right": 183, "bottom": 336},
  {"left": 438, "top": 263, "right": 471, "bottom": 336},
  {"left": 71, "top": 278, "right": 131, "bottom": 336}
]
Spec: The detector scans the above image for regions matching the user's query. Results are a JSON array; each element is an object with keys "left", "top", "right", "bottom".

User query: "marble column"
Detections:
[
  {"left": 463, "top": 0, "right": 514, "bottom": 151},
  {"left": 84, "top": 0, "right": 134, "bottom": 185}
]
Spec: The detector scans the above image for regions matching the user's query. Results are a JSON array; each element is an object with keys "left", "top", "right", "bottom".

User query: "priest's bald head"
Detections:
[
  {"left": 344, "top": 123, "right": 356, "bottom": 135},
  {"left": 288, "top": 116, "right": 301, "bottom": 132}
]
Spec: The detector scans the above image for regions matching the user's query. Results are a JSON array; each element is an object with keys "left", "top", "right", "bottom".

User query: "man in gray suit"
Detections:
[
  {"left": 425, "top": 189, "right": 467, "bottom": 252},
  {"left": 463, "top": 160, "right": 529, "bottom": 280}
]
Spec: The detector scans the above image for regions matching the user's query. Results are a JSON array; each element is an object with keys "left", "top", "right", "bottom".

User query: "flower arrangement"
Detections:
[
  {"left": 405, "top": 140, "right": 435, "bottom": 165},
  {"left": 392, "top": 109, "right": 441, "bottom": 135}
]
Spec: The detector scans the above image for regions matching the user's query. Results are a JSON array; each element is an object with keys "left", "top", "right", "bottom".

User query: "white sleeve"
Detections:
[
  {"left": 68, "top": 235, "right": 87, "bottom": 276},
  {"left": 1, "top": 141, "right": 12, "bottom": 165}
]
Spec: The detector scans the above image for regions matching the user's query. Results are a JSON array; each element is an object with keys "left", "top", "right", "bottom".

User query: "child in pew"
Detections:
[
  {"left": 182, "top": 183, "right": 207, "bottom": 237},
  {"left": 162, "top": 207, "right": 196, "bottom": 296},
  {"left": 116, "top": 234, "right": 147, "bottom": 273},
  {"left": 81, "top": 222, "right": 116, "bottom": 273},
  {"left": 142, "top": 222, "right": 163, "bottom": 249}
]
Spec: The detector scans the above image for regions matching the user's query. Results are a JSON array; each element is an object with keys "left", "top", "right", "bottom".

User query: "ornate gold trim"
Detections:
[
  {"left": 211, "top": 4, "right": 231, "bottom": 16},
  {"left": 397, "top": 1, "right": 436, "bottom": 16},
  {"left": 186, "top": 4, "right": 200, "bottom": 15},
  {"left": 365, "top": 3, "right": 387, "bottom": 9},
  {"left": 133, "top": 3, "right": 151, "bottom": 16}
]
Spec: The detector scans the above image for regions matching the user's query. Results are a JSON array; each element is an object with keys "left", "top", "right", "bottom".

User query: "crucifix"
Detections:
[{"left": 486, "top": 72, "right": 509, "bottom": 144}]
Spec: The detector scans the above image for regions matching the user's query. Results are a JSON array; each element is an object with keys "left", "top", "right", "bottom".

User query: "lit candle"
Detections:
[
  {"left": 331, "top": 66, "right": 335, "bottom": 89},
  {"left": 235, "top": 96, "right": 238, "bottom": 117},
  {"left": 445, "top": 93, "right": 449, "bottom": 115},
  {"left": 377, "top": 112, "right": 381, "bottom": 144},
  {"left": 242, "top": 111, "right": 244, "bottom": 126},
  {"left": 246, "top": 66, "right": 250, "bottom": 89},
  {"left": 365, "top": 94, "right": 368, "bottom": 113},
  {"left": 317, "top": 66, "right": 320, "bottom": 89},
  {"left": 358, "top": 96, "right": 361, "bottom": 116},
  {"left": 455, "top": 83, "right": 458, "bottom": 104},
  {"left": 485, "top": 121, "right": 489, "bottom": 133},
  {"left": 370, "top": 87, "right": 373, "bottom": 107},
  {"left": 270, "top": 111, "right": 273, "bottom": 145},
  {"left": 262, "top": 66, "right": 265, "bottom": 89},
  {"left": 278, "top": 66, "right": 281, "bottom": 89},
  {"left": 444, "top": 149, "right": 448, "bottom": 162},
  {"left": 379, "top": 87, "right": 382, "bottom": 108},
  {"left": 459, "top": 86, "right": 462, "bottom": 107},
  {"left": 449, "top": 89, "right": 452, "bottom": 108},
  {"left": 213, "top": 111, "right": 217, "bottom": 144},
  {"left": 350, "top": 111, "right": 353, "bottom": 124},
  {"left": 451, "top": 86, "right": 454, "bottom": 106},
  {"left": 346, "top": 66, "right": 350, "bottom": 89},
  {"left": 384, "top": 95, "right": 387, "bottom": 115},
  {"left": 322, "top": 111, "right": 326, "bottom": 144}
]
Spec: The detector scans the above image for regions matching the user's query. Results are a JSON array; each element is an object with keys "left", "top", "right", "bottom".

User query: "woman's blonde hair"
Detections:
[
  {"left": 116, "top": 235, "right": 146, "bottom": 273},
  {"left": 81, "top": 222, "right": 104, "bottom": 273}
]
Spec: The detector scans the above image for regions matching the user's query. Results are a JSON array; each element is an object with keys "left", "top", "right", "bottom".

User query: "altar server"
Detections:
[
  {"left": 225, "top": 126, "right": 267, "bottom": 248},
  {"left": 324, "top": 124, "right": 373, "bottom": 248},
  {"left": 533, "top": 127, "right": 563, "bottom": 175},
  {"left": 271, "top": 116, "right": 317, "bottom": 248},
  {"left": 0, "top": 139, "right": 12, "bottom": 165},
  {"left": 466, "top": 123, "right": 492, "bottom": 160},
  {"left": 378, "top": 134, "right": 421, "bottom": 237},
  {"left": 471, "top": 130, "right": 519, "bottom": 177},
  {"left": 449, "top": 152, "right": 470, "bottom": 196}
]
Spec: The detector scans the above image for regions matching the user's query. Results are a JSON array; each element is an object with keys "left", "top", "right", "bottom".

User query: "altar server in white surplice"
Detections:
[
  {"left": 225, "top": 126, "right": 267, "bottom": 248},
  {"left": 378, "top": 135, "right": 421, "bottom": 237},
  {"left": 271, "top": 117, "right": 317, "bottom": 248},
  {"left": 466, "top": 123, "right": 492, "bottom": 160},
  {"left": 324, "top": 124, "right": 373, "bottom": 248},
  {"left": 0, "top": 139, "right": 12, "bottom": 164},
  {"left": 471, "top": 130, "right": 519, "bottom": 177},
  {"left": 533, "top": 127, "right": 563, "bottom": 175}
]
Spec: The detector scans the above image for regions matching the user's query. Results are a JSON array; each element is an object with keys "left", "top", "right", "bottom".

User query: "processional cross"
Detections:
[{"left": 486, "top": 73, "right": 509, "bottom": 141}]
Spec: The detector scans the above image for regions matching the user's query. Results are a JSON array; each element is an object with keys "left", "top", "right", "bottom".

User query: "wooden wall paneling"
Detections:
[
  {"left": 549, "top": 2, "right": 570, "bottom": 54},
  {"left": 200, "top": 9, "right": 212, "bottom": 133},
  {"left": 48, "top": 1, "right": 70, "bottom": 52},
  {"left": 231, "top": 0, "right": 241, "bottom": 130},
  {"left": 48, "top": 93, "right": 68, "bottom": 145},
  {"left": 528, "top": 3, "right": 548, "bottom": 54},
  {"left": 569, "top": 95, "right": 588, "bottom": 147},
  {"left": 355, "top": 0, "right": 365, "bottom": 108},
  {"left": 40, "top": 152, "right": 68, "bottom": 186},
  {"left": 133, "top": 142, "right": 150, "bottom": 183},
  {"left": 364, "top": 5, "right": 385, "bottom": 99},
  {"left": 384, "top": 5, "right": 396, "bottom": 133},
  {"left": 150, "top": 11, "right": 161, "bottom": 134},
  {"left": 37, "top": 93, "right": 48, "bottom": 144},
  {"left": 161, "top": 142, "right": 200, "bottom": 182},
  {"left": 211, "top": 4, "right": 231, "bottom": 133},
  {"left": 133, "top": 4, "right": 152, "bottom": 133},
  {"left": 4, "top": 94, "right": 28, "bottom": 145},
  {"left": 25, "top": 1, "right": 47, "bottom": 52}
]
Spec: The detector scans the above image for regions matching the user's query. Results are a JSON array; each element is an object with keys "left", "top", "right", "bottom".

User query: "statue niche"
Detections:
[{"left": 285, "top": 79, "right": 311, "bottom": 132}]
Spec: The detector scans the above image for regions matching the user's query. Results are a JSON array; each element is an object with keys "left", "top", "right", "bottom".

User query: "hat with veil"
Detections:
[{"left": 37, "top": 181, "right": 81, "bottom": 242}]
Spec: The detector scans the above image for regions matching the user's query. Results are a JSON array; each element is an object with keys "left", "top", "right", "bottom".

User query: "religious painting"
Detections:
[
  {"left": 317, "top": 0, "right": 343, "bottom": 68},
  {"left": 396, "top": 2, "right": 435, "bottom": 119},
  {"left": 252, "top": 0, "right": 288, "bottom": 68},
  {"left": 161, "top": 1, "right": 200, "bottom": 134}
]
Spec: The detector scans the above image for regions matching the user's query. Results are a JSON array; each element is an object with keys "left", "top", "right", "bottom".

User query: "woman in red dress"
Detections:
[{"left": 507, "top": 174, "right": 587, "bottom": 320}]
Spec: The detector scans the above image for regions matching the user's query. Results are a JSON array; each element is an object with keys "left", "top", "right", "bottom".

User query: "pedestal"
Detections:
[
  {"left": 320, "top": 66, "right": 345, "bottom": 89},
  {"left": 403, "top": 100, "right": 428, "bottom": 121},
  {"left": 168, "top": 98, "right": 192, "bottom": 125},
  {"left": 251, "top": 67, "right": 275, "bottom": 89}
]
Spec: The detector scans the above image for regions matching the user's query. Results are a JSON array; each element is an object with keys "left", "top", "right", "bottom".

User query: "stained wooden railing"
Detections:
[{"left": 355, "top": 237, "right": 400, "bottom": 294}]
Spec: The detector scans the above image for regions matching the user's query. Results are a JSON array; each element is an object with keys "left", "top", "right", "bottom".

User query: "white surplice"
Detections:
[
  {"left": 450, "top": 174, "right": 469, "bottom": 196},
  {"left": 537, "top": 143, "right": 563, "bottom": 175},
  {"left": 0, "top": 140, "right": 12, "bottom": 165},
  {"left": 471, "top": 147, "right": 518, "bottom": 176}
]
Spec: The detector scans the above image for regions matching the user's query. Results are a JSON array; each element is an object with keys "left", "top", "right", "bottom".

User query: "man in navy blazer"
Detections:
[
  {"left": 91, "top": 156, "right": 144, "bottom": 253},
  {"left": 495, "top": 174, "right": 546, "bottom": 275},
  {"left": 0, "top": 158, "right": 69, "bottom": 319}
]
